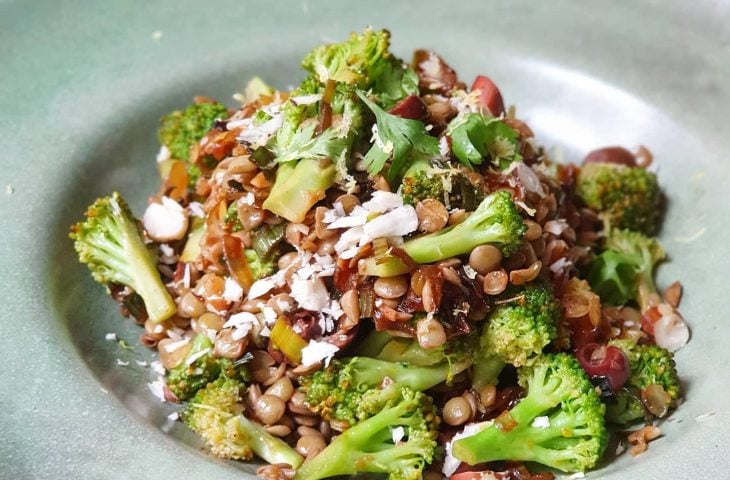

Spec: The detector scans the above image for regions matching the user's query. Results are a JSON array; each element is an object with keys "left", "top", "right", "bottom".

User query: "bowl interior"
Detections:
[{"left": 49, "top": 47, "right": 716, "bottom": 477}]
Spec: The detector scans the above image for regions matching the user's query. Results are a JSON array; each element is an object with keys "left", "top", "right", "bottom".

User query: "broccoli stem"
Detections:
[
  {"left": 236, "top": 415, "right": 303, "bottom": 468},
  {"left": 471, "top": 354, "right": 506, "bottom": 390},
  {"left": 263, "top": 159, "right": 336, "bottom": 223},
  {"left": 350, "top": 357, "right": 470, "bottom": 391},
  {"left": 294, "top": 398, "right": 418, "bottom": 480},
  {"left": 71, "top": 194, "right": 176, "bottom": 323},
  {"left": 401, "top": 191, "right": 525, "bottom": 263}
]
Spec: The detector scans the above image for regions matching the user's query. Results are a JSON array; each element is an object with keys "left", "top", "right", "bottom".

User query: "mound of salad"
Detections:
[{"left": 71, "top": 28, "right": 691, "bottom": 479}]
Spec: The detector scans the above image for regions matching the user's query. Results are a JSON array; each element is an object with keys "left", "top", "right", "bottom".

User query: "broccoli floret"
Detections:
[
  {"left": 183, "top": 377, "right": 303, "bottom": 467},
  {"left": 263, "top": 88, "right": 360, "bottom": 223},
  {"left": 302, "top": 28, "right": 391, "bottom": 89},
  {"left": 400, "top": 161, "right": 448, "bottom": 206},
  {"left": 452, "top": 353, "right": 608, "bottom": 473},
  {"left": 244, "top": 249, "right": 276, "bottom": 280},
  {"left": 166, "top": 334, "right": 245, "bottom": 401},
  {"left": 472, "top": 283, "right": 560, "bottom": 389},
  {"left": 587, "top": 228, "right": 665, "bottom": 310},
  {"left": 402, "top": 190, "right": 526, "bottom": 263},
  {"left": 159, "top": 101, "right": 228, "bottom": 161},
  {"left": 446, "top": 113, "right": 522, "bottom": 171},
  {"left": 576, "top": 162, "right": 661, "bottom": 235},
  {"left": 604, "top": 339, "right": 680, "bottom": 424},
  {"left": 303, "top": 356, "right": 470, "bottom": 426},
  {"left": 294, "top": 387, "right": 437, "bottom": 480},
  {"left": 70, "top": 193, "right": 176, "bottom": 323},
  {"left": 604, "top": 389, "right": 647, "bottom": 426}
]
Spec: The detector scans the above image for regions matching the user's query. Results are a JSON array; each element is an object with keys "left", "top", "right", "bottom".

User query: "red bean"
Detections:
[
  {"left": 388, "top": 95, "right": 428, "bottom": 120},
  {"left": 583, "top": 146, "right": 637, "bottom": 167},
  {"left": 471, "top": 75, "right": 505, "bottom": 116},
  {"left": 576, "top": 343, "right": 630, "bottom": 390}
]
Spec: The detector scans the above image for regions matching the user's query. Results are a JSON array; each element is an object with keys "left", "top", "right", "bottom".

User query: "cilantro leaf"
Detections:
[
  {"left": 447, "top": 113, "right": 521, "bottom": 170},
  {"left": 357, "top": 90, "right": 439, "bottom": 182}
]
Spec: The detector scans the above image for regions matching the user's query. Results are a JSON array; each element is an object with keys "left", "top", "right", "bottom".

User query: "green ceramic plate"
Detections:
[{"left": 2, "top": 1, "right": 728, "bottom": 478}]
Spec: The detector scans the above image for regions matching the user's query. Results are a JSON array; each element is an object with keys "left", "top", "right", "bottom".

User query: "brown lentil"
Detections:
[
  {"left": 416, "top": 199, "right": 449, "bottom": 233},
  {"left": 479, "top": 384, "right": 497, "bottom": 408},
  {"left": 443, "top": 396, "right": 472, "bottom": 426},
  {"left": 157, "top": 337, "right": 192, "bottom": 370},
  {"left": 483, "top": 269, "right": 509, "bottom": 295},
  {"left": 523, "top": 219, "right": 543, "bottom": 241},
  {"left": 264, "top": 424, "right": 292, "bottom": 437},
  {"left": 255, "top": 394, "right": 286, "bottom": 425},
  {"left": 334, "top": 194, "right": 360, "bottom": 214},
  {"left": 214, "top": 328, "right": 246, "bottom": 359},
  {"left": 296, "top": 434, "right": 326, "bottom": 458},
  {"left": 373, "top": 275, "right": 408, "bottom": 299},
  {"left": 468, "top": 245, "right": 503, "bottom": 275},
  {"left": 416, "top": 315, "right": 447, "bottom": 349},
  {"left": 265, "top": 377, "right": 294, "bottom": 402},
  {"left": 178, "top": 292, "right": 206, "bottom": 318},
  {"left": 509, "top": 260, "right": 542, "bottom": 285}
]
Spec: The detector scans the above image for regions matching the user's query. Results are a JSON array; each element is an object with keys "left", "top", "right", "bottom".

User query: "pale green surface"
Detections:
[{"left": 1, "top": 1, "right": 729, "bottom": 478}]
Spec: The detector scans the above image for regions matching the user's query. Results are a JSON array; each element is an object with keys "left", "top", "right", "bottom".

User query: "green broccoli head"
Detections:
[
  {"left": 604, "top": 389, "right": 647, "bottom": 426},
  {"left": 402, "top": 190, "right": 527, "bottom": 263},
  {"left": 244, "top": 249, "right": 276, "bottom": 280},
  {"left": 610, "top": 339, "right": 680, "bottom": 400},
  {"left": 484, "top": 284, "right": 560, "bottom": 366},
  {"left": 303, "top": 356, "right": 470, "bottom": 426},
  {"left": 401, "top": 169, "right": 447, "bottom": 206},
  {"left": 576, "top": 162, "right": 661, "bottom": 235},
  {"left": 183, "top": 376, "right": 303, "bottom": 467},
  {"left": 159, "top": 101, "right": 229, "bottom": 161},
  {"left": 302, "top": 28, "right": 391, "bottom": 87},
  {"left": 453, "top": 353, "right": 608, "bottom": 473},
  {"left": 587, "top": 228, "right": 665, "bottom": 310},
  {"left": 294, "top": 387, "right": 438, "bottom": 480},
  {"left": 182, "top": 376, "right": 250, "bottom": 459},
  {"left": 70, "top": 193, "right": 176, "bottom": 323},
  {"left": 166, "top": 334, "right": 246, "bottom": 401},
  {"left": 473, "top": 283, "right": 559, "bottom": 388}
]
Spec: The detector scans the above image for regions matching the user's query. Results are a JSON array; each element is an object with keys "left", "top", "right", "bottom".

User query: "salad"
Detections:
[{"left": 71, "top": 28, "right": 690, "bottom": 479}]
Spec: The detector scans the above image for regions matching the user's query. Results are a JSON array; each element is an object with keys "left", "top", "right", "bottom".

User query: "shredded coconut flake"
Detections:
[
  {"left": 156, "top": 145, "right": 170, "bottom": 163},
  {"left": 116, "top": 359, "right": 130, "bottom": 366},
  {"left": 222, "top": 277, "right": 244, "bottom": 303},
  {"left": 515, "top": 200, "right": 536, "bottom": 216},
  {"left": 167, "top": 411, "right": 179, "bottom": 421},
  {"left": 531, "top": 416, "right": 550, "bottom": 428},
  {"left": 391, "top": 426, "right": 405, "bottom": 444},
  {"left": 565, "top": 473, "right": 586, "bottom": 480},
  {"left": 362, "top": 191, "right": 403, "bottom": 212},
  {"left": 695, "top": 412, "right": 716, "bottom": 422},
  {"left": 291, "top": 277, "right": 330, "bottom": 311},
  {"left": 148, "top": 377, "right": 167, "bottom": 402},
  {"left": 462, "top": 265, "right": 478, "bottom": 279},
  {"left": 185, "top": 347, "right": 211, "bottom": 365},
  {"left": 443, "top": 422, "right": 489, "bottom": 476},
  {"left": 143, "top": 196, "right": 189, "bottom": 242},
  {"left": 105, "top": 333, "right": 118, "bottom": 342},
  {"left": 150, "top": 361, "right": 166, "bottom": 375},
  {"left": 247, "top": 277, "right": 278, "bottom": 300},
  {"left": 362, "top": 206, "right": 419, "bottom": 240},
  {"left": 301, "top": 340, "right": 340, "bottom": 367}
]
